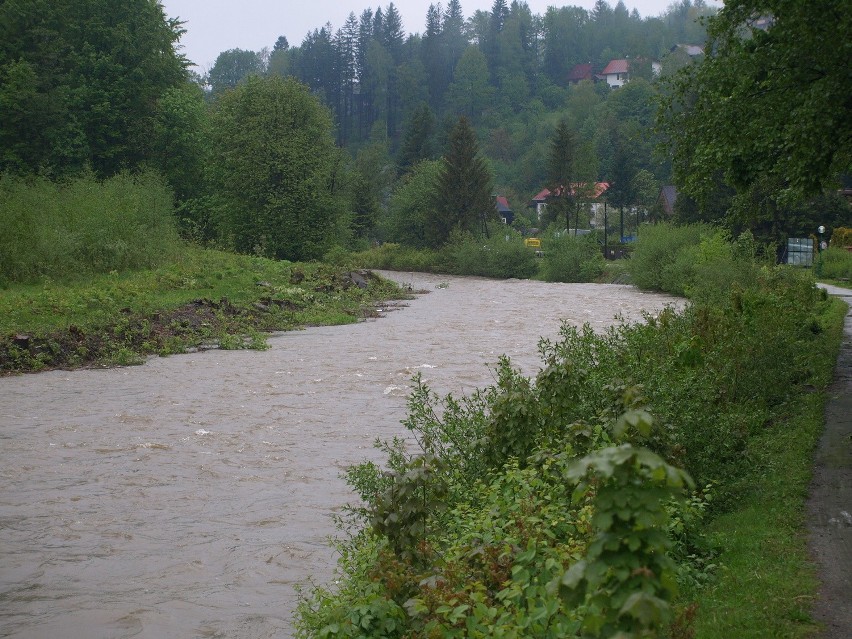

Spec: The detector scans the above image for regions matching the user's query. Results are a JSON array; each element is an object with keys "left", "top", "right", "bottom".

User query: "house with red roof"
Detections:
[
  {"left": 529, "top": 183, "right": 610, "bottom": 227},
  {"left": 567, "top": 63, "right": 595, "bottom": 85},
  {"left": 599, "top": 58, "right": 661, "bottom": 88},
  {"left": 495, "top": 196, "right": 513, "bottom": 225},
  {"left": 599, "top": 59, "right": 630, "bottom": 88}
]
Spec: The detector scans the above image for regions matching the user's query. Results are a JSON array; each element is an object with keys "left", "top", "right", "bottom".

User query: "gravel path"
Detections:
[{"left": 808, "top": 284, "right": 852, "bottom": 638}]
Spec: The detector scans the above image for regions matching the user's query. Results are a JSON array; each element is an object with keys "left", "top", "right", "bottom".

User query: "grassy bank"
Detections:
[
  {"left": 690, "top": 297, "right": 847, "bottom": 638},
  {"left": 0, "top": 246, "right": 406, "bottom": 374}
]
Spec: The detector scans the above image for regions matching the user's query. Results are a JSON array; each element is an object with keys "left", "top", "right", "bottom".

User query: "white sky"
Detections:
[{"left": 160, "top": 1, "right": 718, "bottom": 71}]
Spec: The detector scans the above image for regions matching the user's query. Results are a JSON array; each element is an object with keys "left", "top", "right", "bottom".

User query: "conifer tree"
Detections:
[
  {"left": 398, "top": 103, "right": 436, "bottom": 175},
  {"left": 430, "top": 116, "right": 495, "bottom": 247},
  {"left": 547, "top": 119, "right": 579, "bottom": 231}
]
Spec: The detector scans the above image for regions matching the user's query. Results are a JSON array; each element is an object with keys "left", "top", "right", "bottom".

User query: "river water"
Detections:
[{"left": 0, "top": 272, "right": 680, "bottom": 638}]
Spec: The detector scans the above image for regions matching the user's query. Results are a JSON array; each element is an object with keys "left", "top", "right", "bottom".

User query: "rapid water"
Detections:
[{"left": 0, "top": 272, "right": 681, "bottom": 638}]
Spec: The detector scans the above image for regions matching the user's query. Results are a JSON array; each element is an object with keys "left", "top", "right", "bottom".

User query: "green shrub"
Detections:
[
  {"left": 0, "top": 171, "right": 181, "bottom": 283},
  {"left": 539, "top": 232, "right": 605, "bottom": 282},
  {"left": 443, "top": 229, "right": 539, "bottom": 279},
  {"left": 629, "top": 224, "right": 771, "bottom": 301},
  {"left": 829, "top": 227, "right": 852, "bottom": 248},
  {"left": 350, "top": 243, "right": 445, "bottom": 273},
  {"left": 628, "top": 222, "right": 713, "bottom": 294}
]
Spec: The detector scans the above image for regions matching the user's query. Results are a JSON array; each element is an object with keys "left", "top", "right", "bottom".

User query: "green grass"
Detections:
[
  {"left": 688, "top": 297, "right": 847, "bottom": 638},
  {"left": 0, "top": 245, "right": 407, "bottom": 373}
]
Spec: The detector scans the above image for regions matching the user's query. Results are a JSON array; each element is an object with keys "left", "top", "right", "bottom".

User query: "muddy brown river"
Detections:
[{"left": 0, "top": 272, "right": 681, "bottom": 638}]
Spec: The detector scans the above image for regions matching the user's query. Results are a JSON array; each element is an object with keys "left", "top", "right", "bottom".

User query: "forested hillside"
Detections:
[{"left": 208, "top": 0, "right": 714, "bottom": 216}]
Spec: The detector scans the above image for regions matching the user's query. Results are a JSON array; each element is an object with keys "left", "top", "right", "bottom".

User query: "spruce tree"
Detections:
[
  {"left": 398, "top": 103, "right": 436, "bottom": 175},
  {"left": 546, "top": 119, "right": 579, "bottom": 231},
  {"left": 429, "top": 116, "right": 495, "bottom": 247}
]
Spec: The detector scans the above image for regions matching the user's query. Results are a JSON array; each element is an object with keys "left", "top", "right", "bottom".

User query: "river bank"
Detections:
[{"left": 0, "top": 248, "right": 407, "bottom": 375}]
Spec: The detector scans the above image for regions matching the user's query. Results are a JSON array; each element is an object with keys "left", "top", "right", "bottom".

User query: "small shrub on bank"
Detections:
[
  {"left": 628, "top": 223, "right": 772, "bottom": 301},
  {"left": 350, "top": 243, "right": 445, "bottom": 273},
  {"left": 443, "top": 229, "right": 538, "bottom": 279},
  {"left": 352, "top": 231, "right": 539, "bottom": 280},
  {"left": 0, "top": 171, "right": 181, "bottom": 283},
  {"left": 539, "top": 232, "right": 605, "bottom": 282},
  {"left": 627, "top": 222, "right": 713, "bottom": 294}
]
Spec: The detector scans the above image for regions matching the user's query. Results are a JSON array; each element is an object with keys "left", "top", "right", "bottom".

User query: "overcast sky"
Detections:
[{"left": 159, "top": 1, "right": 718, "bottom": 71}]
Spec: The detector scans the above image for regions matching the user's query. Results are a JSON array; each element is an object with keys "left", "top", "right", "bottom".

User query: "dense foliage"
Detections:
[
  {"left": 660, "top": 0, "right": 852, "bottom": 233},
  {"left": 0, "top": 171, "right": 181, "bottom": 284},
  {"left": 297, "top": 227, "right": 839, "bottom": 637},
  {"left": 430, "top": 117, "right": 496, "bottom": 247},
  {"left": 205, "top": 0, "right": 720, "bottom": 247},
  {"left": 540, "top": 233, "right": 606, "bottom": 283},
  {"left": 0, "top": 0, "right": 188, "bottom": 177},
  {"left": 208, "top": 76, "right": 344, "bottom": 261}
]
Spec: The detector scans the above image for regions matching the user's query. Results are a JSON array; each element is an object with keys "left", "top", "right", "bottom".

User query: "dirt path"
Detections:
[{"left": 808, "top": 284, "right": 852, "bottom": 638}]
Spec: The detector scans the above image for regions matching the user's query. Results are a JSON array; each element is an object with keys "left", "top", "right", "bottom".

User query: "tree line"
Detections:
[{"left": 1, "top": 0, "right": 848, "bottom": 267}]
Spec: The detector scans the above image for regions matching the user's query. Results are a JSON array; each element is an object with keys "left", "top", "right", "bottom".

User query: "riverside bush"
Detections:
[
  {"left": 351, "top": 230, "right": 538, "bottom": 280},
  {"left": 0, "top": 171, "right": 181, "bottom": 283},
  {"left": 539, "top": 232, "right": 605, "bottom": 283},
  {"left": 443, "top": 230, "right": 539, "bottom": 279},
  {"left": 627, "top": 222, "right": 714, "bottom": 294},
  {"left": 351, "top": 243, "right": 446, "bottom": 273}
]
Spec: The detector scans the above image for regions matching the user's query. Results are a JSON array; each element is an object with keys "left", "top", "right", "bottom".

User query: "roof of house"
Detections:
[
  {"left": 601, "top": 59, "right": 629, "bottom": 76},
  {"left": 567, "top": 63, "right": 594, "bottom": 83},
  {"left": 574, "top": 182, "right": 609, "bottom": 199},
  {"left": 495, "top": 196, "right": 511, "bottom": 213},
  {"left": 532, "top": 188, "right": 551, "bottom": 202},
  {"left": 532, "top": 183, "right": 609, "bottom": 203}
]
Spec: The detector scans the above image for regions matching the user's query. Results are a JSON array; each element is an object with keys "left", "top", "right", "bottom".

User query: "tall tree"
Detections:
[
  {"left": 484, "top": 0, "right": 509, "bottom": 75},
  {"left": 443, "top": 0, "right": 469, "bottom": 73},
  {"left": 430, "top": 116, "right": 495, "bottom": 246},
  {"left": 273, "top": 36, "right": 289, "bottom": 52},
  {"left": 661, "top": 0, "right": 852, "bottom": 205},
  {"left": 0, "top": 0, "right": 187, "bottom": 176},
  {"left": 546, "top": 119, "right": 579, "bottom": 231},
  {"left": 382, "top": 3, "right": 406, "bottom": 63},
  {"left": 542, "top": 6, "right": 591, "bottom": 84},
  {"left": 604, "top": 121, "right": 638, "bottom": 241},
  {"left": 150, "top": 81, "right": 210, "bottom": 237},
  {"left": 208, "top": 76, "right": 343, "bottom": 261},
  {"left": 445, "top": 47, "right": 493, "bottom": 122},
  {"left": 422, "top": 3, "right": 445, "bottom": 106},
  {"left": 335, "top": 14, "right": 359, "bottom": 144},
  {"left": 398, "top": 102, "right": 437, "bottom": 175},
  {"left": 384, "top": 159, "right": 444, "bottom": 247},
  {"left": 207, "top": 48, "right": 263, "bottom": 95}
]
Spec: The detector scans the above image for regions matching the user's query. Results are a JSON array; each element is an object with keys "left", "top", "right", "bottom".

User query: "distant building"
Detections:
[
  {"left": 529, "top": 183, "right": 610, "bottom": 226},
  {"left": 599, "top": 59, "right": 631, "bottom": 88},
  {"left": 495, "top": 196, "right": 513, "bottom": 225},
  {"left": 599, "top": 58, "right": 662, "bottom": 88},
  {"left": 567, "top": 63, "right": 595, "bottom": 85}
]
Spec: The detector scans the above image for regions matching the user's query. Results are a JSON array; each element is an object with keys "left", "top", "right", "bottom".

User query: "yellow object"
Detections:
[{"left": 524, "top": 238, "right": 541, "bottom": 248}]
